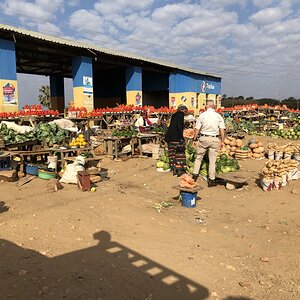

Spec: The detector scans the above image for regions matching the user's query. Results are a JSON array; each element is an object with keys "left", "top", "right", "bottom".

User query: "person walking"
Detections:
[
  {"left": 165, "top": 104, "right": 188, "bottom": 176},
  {"left": 192, "top": 100, "right": 225, "bottom": 187}
]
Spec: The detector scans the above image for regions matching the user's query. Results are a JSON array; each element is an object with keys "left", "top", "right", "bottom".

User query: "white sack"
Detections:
[
  {"left": 0, "top": 121, "right": 34, "bottom": 134},
  {"left": 60, "top": 156, "right": 85, "bottom": 184}
]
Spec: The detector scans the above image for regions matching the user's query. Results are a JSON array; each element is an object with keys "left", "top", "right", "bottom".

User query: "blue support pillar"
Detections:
[
  {"left": 72, "top": 56, "right": 94, "bottom": 111},
  {"left": 50, "top": 74, "right": 65, "bottom": 112},
  {"left": 0, "top": 39, "right": 18, "bottom": 112},
  {"left": 125, "top": 66, "right": 142, "bottom": 106}
]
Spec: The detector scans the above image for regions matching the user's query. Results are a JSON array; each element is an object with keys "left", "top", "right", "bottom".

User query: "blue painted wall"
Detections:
[
  {"left": 72, "top": 56, "right": 93, "bottom": 87},
  {"left": 125, "top": 66, "right": 142, "bottom": 91},
  {"left": 169, "top": 71, "right": 221, "bottom": 94},
  {"left": 0, "top": 39, "right": 17, "bottom": 80}
]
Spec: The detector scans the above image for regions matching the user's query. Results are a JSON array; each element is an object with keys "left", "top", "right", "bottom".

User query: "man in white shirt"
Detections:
[{"left": 192, "top": 100, "right": 226, "bottom": 187}]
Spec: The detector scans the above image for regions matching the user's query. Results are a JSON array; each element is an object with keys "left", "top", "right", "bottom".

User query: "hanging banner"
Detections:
[{"left": 3, "top": 82, "right": 17, "bottom": 105}]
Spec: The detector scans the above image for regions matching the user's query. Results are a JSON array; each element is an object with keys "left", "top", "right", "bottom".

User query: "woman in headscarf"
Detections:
[{"left": 165, "top": 105, "right": 188, "bottom": 176}]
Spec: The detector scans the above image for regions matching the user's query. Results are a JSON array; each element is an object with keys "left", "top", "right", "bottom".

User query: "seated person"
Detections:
[{"left": 135, "top": 111, "right": 152, "bottom": 129}]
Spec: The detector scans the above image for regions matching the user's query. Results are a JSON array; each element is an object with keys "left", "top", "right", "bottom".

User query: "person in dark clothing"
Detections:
[{"left": 165, "top": 105, "right": 188, "bottom": 176}]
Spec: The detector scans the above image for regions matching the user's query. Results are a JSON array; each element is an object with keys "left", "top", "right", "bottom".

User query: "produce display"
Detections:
[
  {"left": 267, "top": 143, "right": 300, "bottom": 160},
  {"left": 223, "top": 137, "right": 265, "bottom": 159},
  {"left": 69, "top": 134, "right": 87, "bottom": 148},
  {"left": 68, "top": 105, "right": 194, "bottom": 119},
  {"left": 156, "top": 152, "right": 170, "bottom": 171},
  {"left": 112, "top": 128, "right": 137, "bottom": 138},
  {"left": 261, "top": 159, "right": 299, "bottom": 191},
  {"left": 183, "top": 129, "right": 194, "bottom": 139},
  {"left": 36, "top": 123, "right": 69, "bottom": 147},
  {"left": 0, "top": 105, "right": 59, "bottom": 119},
  {"left": 267, "top": 126, "right": 300, "bottom": 140},
  {"left": 185, "top": 143, "right": 240, "bottom": 176},
  {"left": 0, "top": 123, "right": 36, "bottom": 145},
  {"left": 180, "top": 174, "right": 198, "bottom": 189},
  {"left": 0, "top": 122, "right": 69, "bottom": 146}
]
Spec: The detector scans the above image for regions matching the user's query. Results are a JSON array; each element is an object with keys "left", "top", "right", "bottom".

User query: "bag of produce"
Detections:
[{"left": 60, "top": 156, "right": 85, "bottom": 184}]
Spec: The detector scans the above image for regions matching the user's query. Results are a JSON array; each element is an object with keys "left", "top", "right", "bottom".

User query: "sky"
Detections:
[{"left": 1, "top": 0, "right": 300, "bottom": 108}]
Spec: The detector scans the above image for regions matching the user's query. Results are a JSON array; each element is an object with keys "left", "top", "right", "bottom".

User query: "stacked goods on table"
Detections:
[
  {"left": 69, "top": 134, "right": 87, "bottom": 148},
  {"left": 36, "top": 123, "right": 69, "bottom": 147},
  {"left": 0, "top": 105, "right": 59, "bottom": 119},
  {"left": 267, "top": 143, "right": 300, "bottom": 161},
  {"left": 224, "top": 137, "right": 245, "bottom": 157},
  {"left": 0, "top": 122, "right": 70, "bottom": 147},
  {"left": 185, "top": 142, "right": 240, "bottom": 177},
  {"left": 248, "top": 140, "right": 265, "bottom": 159},
  {"left": 268, "top": 126, "right": 300, "bottom": 140},
  {"left": 180, "top": 174, "right": 198, "bottom": 189},
  {"left": 0, "top": 123, "right": 37, "bottom": 145},
  {"left": 156, "top": 152, "right": 170, "bottom": 172},
  {"left": 261, "top": 159, "right": 299, "bottom": 191},
  {"left": 224, "top": 137, "right": 265, "bottom": 159}
]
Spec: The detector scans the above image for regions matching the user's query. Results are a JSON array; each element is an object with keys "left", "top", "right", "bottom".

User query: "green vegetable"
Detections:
[
  {"left": 157, "top": 161, "right": 165, "bottom": 168},
  {"left": 163, "top": 163, "right": 170, "bottom": 170}
]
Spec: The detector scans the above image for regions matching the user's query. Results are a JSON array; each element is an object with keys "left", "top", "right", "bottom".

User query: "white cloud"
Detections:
[
  {"left": 37, "top": 22, "right": 61, "bottom": 35},
  {"left": 69, "top": 9, "right": 103, "bottom": 33},
  {"left": 250, "top": 3, "right": 292, "bottom": 26},
  {"left": 252, "top": 0, "right": 274, "bottom": 8}
]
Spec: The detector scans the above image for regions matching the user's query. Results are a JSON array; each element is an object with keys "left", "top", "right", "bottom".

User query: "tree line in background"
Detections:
[{"left": 221, "top": 95, "right": 300, "bottom": 109}]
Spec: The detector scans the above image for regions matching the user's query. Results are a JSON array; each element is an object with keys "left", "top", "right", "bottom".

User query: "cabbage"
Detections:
[
  {"left": 163, "top": 163, "right": 170, "bottom": 170},
  {"left": 156, "top": 161, "right": 165, "bottom": 168},
  {"left": 160, "top": 155, "right": 167, "bottom": 162}
]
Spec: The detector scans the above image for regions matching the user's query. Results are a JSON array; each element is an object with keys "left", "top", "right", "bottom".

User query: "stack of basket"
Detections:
[{"left": 234, "top": 149, "right": 250, "bottom": 160}]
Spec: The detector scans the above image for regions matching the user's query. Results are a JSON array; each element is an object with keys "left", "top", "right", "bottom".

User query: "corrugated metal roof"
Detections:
[{"left": 0, "top": 23, "right": 220, "bottom": 79}]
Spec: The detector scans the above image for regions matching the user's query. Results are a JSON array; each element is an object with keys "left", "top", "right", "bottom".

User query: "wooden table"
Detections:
[{"left": 101, "top": 137, "right": 135, "bottom": 158}]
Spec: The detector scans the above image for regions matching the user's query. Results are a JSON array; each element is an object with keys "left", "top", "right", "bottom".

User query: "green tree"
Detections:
[{"left": 38, "top": 85, "right": 51, "bottom": 108}]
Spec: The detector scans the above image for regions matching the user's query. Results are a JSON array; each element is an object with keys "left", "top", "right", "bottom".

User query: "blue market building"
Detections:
[{"left": 0, "top": 24, "right": 221, "bottom": 113}]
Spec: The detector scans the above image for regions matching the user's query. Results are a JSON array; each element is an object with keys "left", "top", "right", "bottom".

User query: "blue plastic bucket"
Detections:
[
  {"left": 181, "top": 192, "right": 197, "bottom": 208},
  {"left": 25, "top": 164, "right": 39, "bottom": 176}
]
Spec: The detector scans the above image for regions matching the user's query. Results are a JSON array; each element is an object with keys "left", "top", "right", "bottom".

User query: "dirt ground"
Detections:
[{"left": 0, "top": 136, "right": 299, "bottom": 300}]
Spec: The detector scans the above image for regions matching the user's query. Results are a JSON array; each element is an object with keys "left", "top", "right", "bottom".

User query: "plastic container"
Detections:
[
  {"left": 47, "top": 156, "right": 58, "bottom": 171},
  {"left": 282, "top": 174, "right": 287, "bottom": 187},
  {"left": 275, "top": 152, "right": 283, "bottom": 161},
  {"left": 293, "top": 153, "right": 300, "bottom": 164},
  {"left": 267, "top": 150, "right": 275, "bottom": 160},
  {"left": 273, "top": 177, "right": 283, "bottom": 190},
  {"left": 261, "top": 178, "right": 273, "bottom": 191},
  {"left": 290, "top": 168, "right": 298, "bottom": 180},
  {"left": 181, "top": 192, "right": 197, "bottom": 208},
  {"left": 38, "top": 170, "right": 56, "bottom": 180},
  {"left": 25, "top": 164, "right": 39, "bottom": 176}
]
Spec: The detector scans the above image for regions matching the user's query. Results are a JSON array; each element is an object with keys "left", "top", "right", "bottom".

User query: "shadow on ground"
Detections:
[
  {"left": 0, "top": 201, "right": 9, "bottom": 213},
  {"left": 0, "top": 230, "right": 253, "bottom": 300}
]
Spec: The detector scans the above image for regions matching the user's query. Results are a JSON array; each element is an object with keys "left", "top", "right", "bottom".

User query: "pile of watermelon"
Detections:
[{"left": 185, "top": 143, "right": 240, "bottom": 177}]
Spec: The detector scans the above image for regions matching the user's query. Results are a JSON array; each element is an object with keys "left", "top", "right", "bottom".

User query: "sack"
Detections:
[{"left": 60, "top": 156, "right": 85, "bottom": 184}]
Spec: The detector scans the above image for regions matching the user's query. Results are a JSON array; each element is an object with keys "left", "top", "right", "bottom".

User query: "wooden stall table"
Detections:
[
  {"left": 9, "top": 149, "right": 53, "bottom": 176},
  {"left": 101, "top": 137, "right": 135, "bottom": 158},
  {"left": 134, "top": 133, "right": 163, "bottom": 156},
  {"left": 52, "top": 147, "right": 91, "bottom": 167},
  {"left": 63, "top": 155, "right": 103, "bottom": 166}
]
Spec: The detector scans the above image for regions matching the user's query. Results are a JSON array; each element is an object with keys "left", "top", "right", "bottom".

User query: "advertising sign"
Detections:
[
  {"left": 201, "top": 80, "right": 215, "bottom": 93},
  {"left": 135, "top": 92, "right": 142, "bottom": 107},
  {"left": 171, "top": 96, "right": 176, "bottom": 107},
  {"left": 3, "top": 82, "right": 17, "bottom": 105},
  {"left": 83, "top": 76, "right": 93, "bottom": 95}
]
